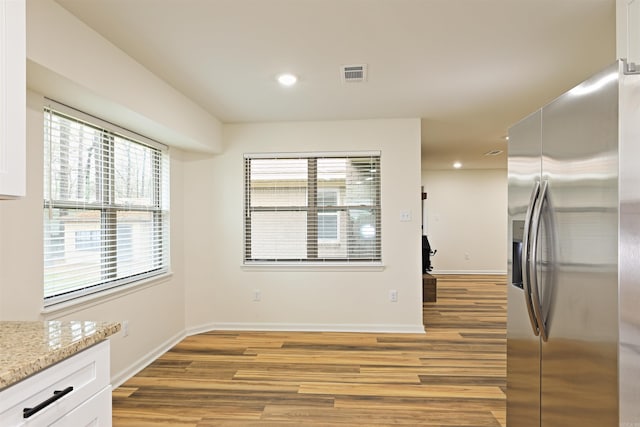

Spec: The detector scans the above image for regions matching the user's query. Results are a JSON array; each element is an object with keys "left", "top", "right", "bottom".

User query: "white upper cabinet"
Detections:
[
  {"left": 0, "top": 0, "right": 25, "bottom": 199},
  {"left": 618, "top": 0, "right": 640, "bottom": 65}
]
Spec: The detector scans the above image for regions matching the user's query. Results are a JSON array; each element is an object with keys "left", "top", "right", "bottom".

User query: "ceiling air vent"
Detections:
[
  {"left": 341, "top": 64, "right": 367, "bottom": 83},
  {"left": 484, "top": 149, "right": 504, "bottom": 156}
]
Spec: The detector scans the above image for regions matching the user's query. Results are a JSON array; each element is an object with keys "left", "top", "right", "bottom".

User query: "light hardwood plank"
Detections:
[{"left": 113, "top": 274, "right": 507, "bottom": 426}]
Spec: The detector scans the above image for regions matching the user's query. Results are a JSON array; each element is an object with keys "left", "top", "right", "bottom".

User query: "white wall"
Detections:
[
  {"left": 422, "top": 168, "right": 507, "bottom": 274},
  {"left": 183, "top": 119, "right": 424, "bottom": 334},
  {"left": 0, "top": 91, "right": 188, "bottom": 386}
]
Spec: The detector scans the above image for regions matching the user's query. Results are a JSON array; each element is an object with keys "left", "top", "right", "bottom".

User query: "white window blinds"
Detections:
[
  {"left": 244, "top": 152, "right": 381, "bottom": 263},
  {"left": 43, "top": 102, "right": 170, "bottom": 305}
]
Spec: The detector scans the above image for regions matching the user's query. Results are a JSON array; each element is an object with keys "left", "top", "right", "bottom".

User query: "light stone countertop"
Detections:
[{"left": 0, "top": 320, "right": 121, "bottom": 390}]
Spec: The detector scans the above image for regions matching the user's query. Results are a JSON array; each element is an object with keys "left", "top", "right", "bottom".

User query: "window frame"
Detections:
[
  {"left": 43, "top": 100, "right": 170, "bottom": 306},
  {"left": 243, "top": 152, "right": 382, "bottom": 265}
]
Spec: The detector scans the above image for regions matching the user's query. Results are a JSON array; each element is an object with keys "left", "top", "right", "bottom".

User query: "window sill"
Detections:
[
  {"left": 241, "top": 262, "right": 385, "bottom": 272},
  {"left": 41, "top": 272, "right": 174, "bottom": 318}
]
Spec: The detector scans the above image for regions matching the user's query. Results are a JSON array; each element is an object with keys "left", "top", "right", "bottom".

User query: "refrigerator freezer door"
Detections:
[
  {"left": 507, "top": 110, "right": 542, "bottom": 427},
  {"left": 540, "top": 63, "right": 619, "bottom": 427}
]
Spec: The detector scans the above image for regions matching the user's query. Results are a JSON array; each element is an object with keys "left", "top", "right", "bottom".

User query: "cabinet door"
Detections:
[{"left": 0, "top": 0, "right": 26, "bottom": 199}]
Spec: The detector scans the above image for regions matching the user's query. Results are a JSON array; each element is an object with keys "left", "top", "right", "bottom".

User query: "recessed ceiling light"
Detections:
[
  {"left": 453, "top": 162, "right": 462, "bottom": 169},
  {"left": 277, "top": 73, "right": 298, "bottom": 86}
]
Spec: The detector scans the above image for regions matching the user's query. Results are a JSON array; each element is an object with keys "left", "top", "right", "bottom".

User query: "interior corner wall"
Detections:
[
  {"left": 26, "top": 0, "right": 222, "bottom": 153},
  {"left": 0, "top": 90, "right": 187, "bottom": 386},
  {"left": 183, "top": 119, "right": 424, "bottom": 334},
  {"left": 421, "top": 168, "right": 507, "bottom": 274}
]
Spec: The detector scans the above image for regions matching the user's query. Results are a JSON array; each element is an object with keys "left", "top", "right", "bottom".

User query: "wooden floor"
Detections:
[{"left": 112, "top": 275, "right": 507, "bottom": 426}]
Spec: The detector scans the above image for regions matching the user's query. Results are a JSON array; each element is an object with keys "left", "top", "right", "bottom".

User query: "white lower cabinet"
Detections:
[{"left": 0, "top": 341, "right": 112, "bottom": 426}]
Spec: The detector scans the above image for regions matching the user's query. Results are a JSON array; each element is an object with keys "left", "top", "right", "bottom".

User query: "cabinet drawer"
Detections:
[
  {"left": 0, "top": 340, "right": 110, "bottom": 426},
  {"left": 50, "top": 385, "right": 111, "bottom": 427}
]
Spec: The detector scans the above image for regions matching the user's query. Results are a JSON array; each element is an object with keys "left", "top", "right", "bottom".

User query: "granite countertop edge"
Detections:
[{"left": 0, "top": 321, "right": 121, "bottom": 390}]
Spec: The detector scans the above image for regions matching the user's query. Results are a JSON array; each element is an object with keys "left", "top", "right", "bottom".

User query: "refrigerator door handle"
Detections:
[
  {"left": 522, "top": 180, "right": 540, "bottom": 336},
  {"left": 529, "top": 179, "right": 549, "bottom": 341}
]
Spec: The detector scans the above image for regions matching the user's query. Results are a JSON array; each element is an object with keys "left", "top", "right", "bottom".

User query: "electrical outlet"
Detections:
[
  {"left": 389, "top": 290, "right": 398, "bottom": 302},
  {"left": 465, "top": 253, "right": 470, "bottom": 260},
  {"left": 122, "top": 320, "right": 129, "bottom": 337},
  {"left": 400, "top": 210, "right": 411, "bottom": 222},
  {"left": 253, "top": 289, "right": 261, "bottom": 302}
]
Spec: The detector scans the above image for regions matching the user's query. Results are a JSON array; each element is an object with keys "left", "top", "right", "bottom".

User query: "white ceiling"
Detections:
[{"left": 55, "top": 0, "right": 615, "bottom": 170}]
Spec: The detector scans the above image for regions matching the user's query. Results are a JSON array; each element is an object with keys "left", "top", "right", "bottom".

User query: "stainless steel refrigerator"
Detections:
[{"left": 507, "top": 59, "right": 640, "bottom": 427}]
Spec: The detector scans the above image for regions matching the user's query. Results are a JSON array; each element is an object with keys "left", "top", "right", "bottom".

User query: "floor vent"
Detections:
[{"left": 341, "top": 64, "right": 367, "bottom": 82}]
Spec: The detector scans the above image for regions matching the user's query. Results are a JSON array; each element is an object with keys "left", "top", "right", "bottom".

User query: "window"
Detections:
[
  {"left": 43, "top": 101, "right": 170, "bottom": 305},
  {"left": 244, "top": 152, "right": 381, "bottom": 263}
]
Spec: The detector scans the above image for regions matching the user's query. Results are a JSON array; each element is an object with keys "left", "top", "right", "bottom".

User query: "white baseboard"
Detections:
[
  {"left": 187, "top": 322, "right": 425, "bottom": 335},
  {"left": 110, "top": 329, "right": 186, "bottom": 389},
  {"left": 431, "top": 269, "right": 507, "bottom": 275}
]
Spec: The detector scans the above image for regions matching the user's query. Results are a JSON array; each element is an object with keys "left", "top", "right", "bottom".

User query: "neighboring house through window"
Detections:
[
  {"left": 318, "top": 189, "right": 339, "bottom": 243},
  {"left": 74, "top": 230, "right": 100, "bottom": 251},
  {"left": 43, "top": 101, "right": 170, "bottom": 305},
  {"left": 244, "top": 152, "right": 381, "bottom": 263}
]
